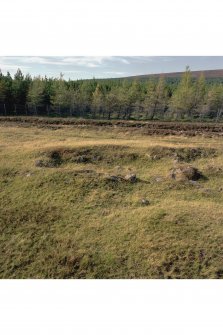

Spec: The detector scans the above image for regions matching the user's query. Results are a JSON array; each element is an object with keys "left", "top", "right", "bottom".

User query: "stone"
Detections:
[
  {"left": 141, "top": 198, "right": 150, "bottom": 205},
  {"left": 169, "top": 165, "right": 202, "bottom": 181},
  {"left": 124, "top": 173, "right": 137, "bottom": 183}
]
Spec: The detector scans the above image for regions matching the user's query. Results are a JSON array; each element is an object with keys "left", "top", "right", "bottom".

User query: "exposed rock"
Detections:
[
  {"left": 155, "top": 176, "right": 163, "bottom": 182},
  {"left": 188, "top": 180, "right": 197, "bottom": 185},
  {"left": 169, "top": 165, "right": 203, "bottom": 181},
  {"left": 141, "top": 198, "right": 150, "bottom": 205},
  {"left": 124, "top": 173, "right": 137, "bottom": 183}
]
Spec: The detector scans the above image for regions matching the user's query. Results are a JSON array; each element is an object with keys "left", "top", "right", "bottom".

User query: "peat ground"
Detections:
[{"left": 0, "top": 118, "right": 223, "bottom": 278}]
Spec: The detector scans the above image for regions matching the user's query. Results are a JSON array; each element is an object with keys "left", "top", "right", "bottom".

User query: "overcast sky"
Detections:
[{"left": 1, "top": 56, "right": 223, "bottom": 80}]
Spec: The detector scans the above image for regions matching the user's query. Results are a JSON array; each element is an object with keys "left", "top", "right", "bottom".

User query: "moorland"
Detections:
[{"left": 0, "top": 117, "right": 223, "bottom": 278}]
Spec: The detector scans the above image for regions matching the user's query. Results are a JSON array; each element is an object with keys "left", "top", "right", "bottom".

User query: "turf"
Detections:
[{"left": 0, "top": 120, "right": 223, "bottom": 278}]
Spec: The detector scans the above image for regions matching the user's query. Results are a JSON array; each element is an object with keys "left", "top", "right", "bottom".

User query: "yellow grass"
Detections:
[{"left": 0, "top": 122, "right": 223, "bottom": 278}]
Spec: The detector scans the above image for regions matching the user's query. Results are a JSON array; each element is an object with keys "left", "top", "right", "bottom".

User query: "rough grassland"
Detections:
[{"left": 0, "top": 119, "right": 223, "bottom": 278}]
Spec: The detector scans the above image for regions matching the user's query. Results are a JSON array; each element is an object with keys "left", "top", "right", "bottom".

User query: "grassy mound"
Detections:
[
  {"left": 36, "top": 145, "right": 140, "bottom": 168},
  {"left": 0, "top": 121, "right": 223, "bottom": 278},
  {"left": 150, "top": 146, "right": 216, "bottom": 162}
]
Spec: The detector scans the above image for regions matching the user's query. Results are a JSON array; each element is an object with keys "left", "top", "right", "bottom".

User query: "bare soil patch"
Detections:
[{"left": 1, "top": 116, "right": 223, "bottom": 137}]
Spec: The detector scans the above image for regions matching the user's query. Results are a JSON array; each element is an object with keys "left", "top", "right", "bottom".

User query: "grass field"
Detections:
[{"left": 0, "top": 118, "right": 223, "bottom": 278}]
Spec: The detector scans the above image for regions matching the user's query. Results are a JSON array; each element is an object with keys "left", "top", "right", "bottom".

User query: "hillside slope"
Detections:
[{"left": 121, "top": 69, "right": 223, "bottom": 80}]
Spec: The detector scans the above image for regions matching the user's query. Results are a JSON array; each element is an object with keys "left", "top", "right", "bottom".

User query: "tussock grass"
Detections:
[{"left": 0, "top": 122, "right": 223, "bottom": 278}]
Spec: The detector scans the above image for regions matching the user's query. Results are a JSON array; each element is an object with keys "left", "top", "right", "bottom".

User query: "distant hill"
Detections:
[{"left": 120, "top": 69, "right": 223, "bottom": 80}]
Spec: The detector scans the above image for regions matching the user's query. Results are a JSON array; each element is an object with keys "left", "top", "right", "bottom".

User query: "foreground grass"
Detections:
[{"left": 0, "top": 122, "right": 223, "bottom": 278}]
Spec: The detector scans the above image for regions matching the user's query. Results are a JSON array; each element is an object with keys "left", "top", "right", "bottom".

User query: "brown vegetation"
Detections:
[{"left": 1, "top": 119, "right": 223, "bottom": 278}]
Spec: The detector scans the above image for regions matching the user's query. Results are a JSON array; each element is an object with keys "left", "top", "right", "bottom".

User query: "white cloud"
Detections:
[
  {"left": 127, "top": 56, "right": 157, "bottom": 63},
  {"left": 120, "top": 58, "right": 130, "bottom": 64},
  {"left": 62, "top": 70, "right": 83, "bottom": 73},
  {"left": 87, "top": 63, "right": 100, "bottom": 68},
  {"left": 61, "top": 56, "right": 114, "bottom": 67},
  {"left": 0, "top": 56, "right": 138, "bottom": 72},
  {"left": 17, "top": 56, "right": 65, "bottom": 65},
  {"left": 103, "top": 71, "right": 125, "bottom": 75},
  {"left": 157, "top": 56, "right": 174, "bottom": 62},
  {"left": 0, "top": 63, "right": 30, "bottom": 72},
  {"left": 0, "top": 56, "right": 65, "bottom": 70}
]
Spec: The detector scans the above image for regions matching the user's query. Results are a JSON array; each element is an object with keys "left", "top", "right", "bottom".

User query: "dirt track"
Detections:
[{"left": 1, "top": 116, "right": 223, "bottom": 137}]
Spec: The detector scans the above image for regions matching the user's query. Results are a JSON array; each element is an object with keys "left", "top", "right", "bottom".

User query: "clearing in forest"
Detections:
[{"left": 0, "top": 118, "right": 223, "bottom": 278}]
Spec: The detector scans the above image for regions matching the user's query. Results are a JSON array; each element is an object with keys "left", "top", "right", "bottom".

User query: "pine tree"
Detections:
[
  {"left": 204, "top": 84, "right": 223, "bottom": 120},
  {"left": 194, "top": 73, "right": 206, "bottom": 116},
  {"left": 169, "top": 66, "right": 195, "bottom": 119},
  {"left": 65, "top": 87, "right": 79, "bottom": 117},
  {"left": 51, "top": 75, "right": 68, "bottom": 115},
  {"left": 27, "top": 77, "right": 45, "bottom": 110},
  {"left": 143, "top": 77, "right": 167, "bottom": 119},
  {"left": 0, "top": 81, "right": 6, "bottom": 103},
  {"left": 79, "top": 81, "right": 95, "bottom": 117},
  {"left": 12, "top": 69, "right": 30, "bottom": 110},
  {"left": 128, "top": 80, "right": 143, "bottom": 119},
  {"left": 105, "top": 87, "right": 120, "bottom": 119},
  {"left": 143, "top": 79, "right": 156, "bottom": 119},
  {"left": 92, "top": 84, "right": 104, "bottom": 118}
]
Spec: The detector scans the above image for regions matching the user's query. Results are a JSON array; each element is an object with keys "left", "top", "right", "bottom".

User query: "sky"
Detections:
[{"left": 1, "top": 56, "right": 223, "bottom": 80}]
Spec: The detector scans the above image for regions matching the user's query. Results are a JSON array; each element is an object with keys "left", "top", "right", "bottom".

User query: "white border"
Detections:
[
  {"left": 1, "top": 1, "right": 223, "bottom": 334},
  {"left": 0, "top": 280, "right": 223, "bottom": 335},
  {"left": 1, "top": 0, "right": 223, "bottom": 55}
]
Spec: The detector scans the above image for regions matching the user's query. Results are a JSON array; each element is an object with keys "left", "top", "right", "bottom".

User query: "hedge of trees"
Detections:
[{"left": 1, "top": 66, "right": 223, "bottom": 120}]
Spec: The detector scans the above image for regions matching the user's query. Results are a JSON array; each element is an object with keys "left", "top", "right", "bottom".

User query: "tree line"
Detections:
[{"left": 1, "top": 66, "right": 223, "bottom": 120}]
